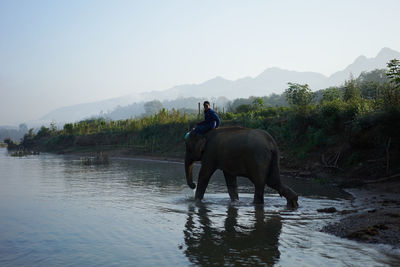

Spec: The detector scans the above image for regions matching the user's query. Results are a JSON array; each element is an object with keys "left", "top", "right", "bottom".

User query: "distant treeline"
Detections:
[
  {"left": 17, "top": 109, "right": 194, "bottom": 157},
  {"left": 0, "top": 124, "right": 28, "bottom": 143},
  {"left": 97, "top": 68, "right": 391, "bottom": 121},
  {"left": 8, "top": 59, "right": 400, "bottom": 178},
  {"left": 95, "top": 96, "right": 230, "bottom": 121}
]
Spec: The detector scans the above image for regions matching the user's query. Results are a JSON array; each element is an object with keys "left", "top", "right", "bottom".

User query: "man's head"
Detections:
[{"left": 203, "top": 101, "right": 210, "bottom": 111}]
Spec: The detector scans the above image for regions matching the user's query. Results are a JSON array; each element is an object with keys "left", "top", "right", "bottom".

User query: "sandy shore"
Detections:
[{"left": 322, "top": 181, "right": 400, "bottom": 249}]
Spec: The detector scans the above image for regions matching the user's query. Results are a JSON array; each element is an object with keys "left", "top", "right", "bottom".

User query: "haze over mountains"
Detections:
[{"left": 37, "top": 47, "right": 400, "bottom": 125}]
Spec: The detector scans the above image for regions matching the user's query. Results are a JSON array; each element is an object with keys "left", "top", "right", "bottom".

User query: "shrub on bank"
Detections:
[{"left": 18, "top": 61, "right": 400, "bottom": 176}]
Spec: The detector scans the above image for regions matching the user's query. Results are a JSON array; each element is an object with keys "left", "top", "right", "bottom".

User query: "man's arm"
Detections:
[{"left": 211, "top": 110, "right": 220, "bottom": 128}]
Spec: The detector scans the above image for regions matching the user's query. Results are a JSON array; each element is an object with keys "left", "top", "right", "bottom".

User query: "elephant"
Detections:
[{"left": 184, "top": 127, "right": 298, "bottom": 207}]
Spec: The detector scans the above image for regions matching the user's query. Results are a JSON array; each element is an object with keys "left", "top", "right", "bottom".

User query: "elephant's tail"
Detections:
[
  {"left": 267, "top": 150, "right": 299, "bottom": 207},
  {"left": 265, "top": 150, "right": 282, "bottom": 195}
]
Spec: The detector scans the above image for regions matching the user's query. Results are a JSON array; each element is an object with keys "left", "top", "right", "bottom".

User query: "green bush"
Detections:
[
  {"left": 284, "top": 83, "right": 315, "bottom": 113},
  {"left": 21, "top": 61, "right": 400, "bottom": 166},
  {"left": 321, "top": 87, "right": 342, "bottom": 102}
]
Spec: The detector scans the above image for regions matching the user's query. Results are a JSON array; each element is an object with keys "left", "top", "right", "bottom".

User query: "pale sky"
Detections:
[{"left": 1, "top": 0, "right": 400, "bottom": 125}]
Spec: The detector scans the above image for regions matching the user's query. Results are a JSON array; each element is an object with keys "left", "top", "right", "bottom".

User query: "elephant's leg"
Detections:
[
  {"left": 223, "top": 171, "right": 239, "bottom": 201},
  {"left": 253, "top": 183, "right": 265, "bottom": 204},
  {"left": 247, "top": 166, "right": 266, "bottom": 204},
  {"left": 195, "top": 165, "right": 216, "bottom": 200}
]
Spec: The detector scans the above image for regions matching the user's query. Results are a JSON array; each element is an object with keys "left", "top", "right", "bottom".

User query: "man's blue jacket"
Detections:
[{"left": 199, "top": 108, "right": 220, "bottom": 129}]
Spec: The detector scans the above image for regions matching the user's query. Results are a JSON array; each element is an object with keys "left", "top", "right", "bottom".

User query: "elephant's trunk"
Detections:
[
  {"left": 279, "top": 184, "right": 299, "bottom": 208},
  {"left": 185, "top": 154, "right": 196, "bottom": 189}
]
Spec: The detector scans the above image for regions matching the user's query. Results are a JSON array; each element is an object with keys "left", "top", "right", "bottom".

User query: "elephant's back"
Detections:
[
  {"left": 212, "top": 127, "right": 278, "bottom": 154},
  {"left": 214, "top": 127, "right": 276, "bottom": 143},
  {"left": 209, "top": 127, "right": 276, "bottom": 173}
]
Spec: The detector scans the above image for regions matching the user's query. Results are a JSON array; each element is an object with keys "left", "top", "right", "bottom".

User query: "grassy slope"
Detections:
[{"left": 17, "top": 106, "right": 400, "bottom": 182}]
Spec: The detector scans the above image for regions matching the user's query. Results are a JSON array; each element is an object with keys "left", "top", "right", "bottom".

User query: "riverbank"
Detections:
[{"left": 322, "top": 182, "right": 400, "bottom": 250}]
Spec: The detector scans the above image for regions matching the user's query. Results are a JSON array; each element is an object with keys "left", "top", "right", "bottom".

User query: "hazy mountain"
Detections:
[
  {"left": 141, "top": 47, "right": 400, "bottom": 101},
  {"left": 327, "top": 47, "right": 400, "bottom": 85},
  {"left": 37, "top": 95, "right": 138, "bottom": 124},
  {"left": 138, "top": 70, "right": 327, "bottom": 100},
  {"left": 37, "top": 47, "right": 400, "bottom": 125}
]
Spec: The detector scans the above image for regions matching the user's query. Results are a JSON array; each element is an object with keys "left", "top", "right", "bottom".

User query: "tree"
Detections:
[
  {"left": 227, "top": 98, "right": 252, "bottom": 112},
  {"left": 357, "top": 69, "right": 388, "bottom": 84},
  {"left": 321, "top": 87, "right": 342, "bottom": 103},
  {"left": 37, "top": 126, "right": 51, "bottom": 138},
  {"left": 21, "top": 129, "right": 35, "bottom": 149},
  {"left": 235, "top": 104, "right": 253, "bottom": 113},
  {"left": 50, "top": 122, "right": 57, "bottom": 133},
  {"left": 19, "top": 123, "right": 28, "bottom": 134},
  {"left": 263, "top": 93, "right": 288, "bottom": 107},
  {"left": 284, "top": 83, "right": 314, "bottom": 111},
  {"left": 144, "top": 100, "right": 163, "bottom": 115},
  {"left": 64, "top": 123, "right": 74, "bottom": 135},
  {"left": 387, "top": 59, "right": 400, "bottom": 87},
  {"left": 252, "top": 97, "right": 264, "bottom": 110},
  {"left": 382, "top": 59, "right": 400, "bottom": 107},
  {"left": 357, "top": 69, "right": 388, "bottom": 99},
  {"left": 343, "top": 75, "right": 361, "bottom": 102}
]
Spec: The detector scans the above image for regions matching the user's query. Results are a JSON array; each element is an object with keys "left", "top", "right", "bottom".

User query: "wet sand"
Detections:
[{"left": 322, "top": 181, "right": 400, "bottom": 249}]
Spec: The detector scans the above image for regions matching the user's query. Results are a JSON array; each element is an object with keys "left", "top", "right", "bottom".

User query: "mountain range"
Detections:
[{"left": 38, "top": 47, "right": 400, "bottom": 125}]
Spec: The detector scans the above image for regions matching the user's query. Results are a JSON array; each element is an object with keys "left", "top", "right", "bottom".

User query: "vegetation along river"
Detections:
[{"left": 0, "top": 148, "right": 399, "bottom": 266}]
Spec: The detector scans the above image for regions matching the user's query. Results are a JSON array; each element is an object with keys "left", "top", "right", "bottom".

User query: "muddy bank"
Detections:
[{"left": 322, "top": 181, "right": 400, "bottom": 249}]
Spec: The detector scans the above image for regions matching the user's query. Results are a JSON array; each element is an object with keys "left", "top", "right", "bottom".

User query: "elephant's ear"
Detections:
[{"left": 194, "top": 136, "right": 206, "bottom": 159}]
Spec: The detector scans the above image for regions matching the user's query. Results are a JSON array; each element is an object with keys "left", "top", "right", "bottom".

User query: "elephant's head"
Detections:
[{"left": 184, "top": 131, "right": 207, "bottom": 189}]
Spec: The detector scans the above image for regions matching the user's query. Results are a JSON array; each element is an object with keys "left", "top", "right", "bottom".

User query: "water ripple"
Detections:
[{"left": 0, "top": 149, "right": 399, "bottom": 266}]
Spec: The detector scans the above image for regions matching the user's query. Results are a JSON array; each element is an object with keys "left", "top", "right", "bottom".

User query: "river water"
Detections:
[{"left": 0, "top": 148, "right": 399, "bottom": 266}]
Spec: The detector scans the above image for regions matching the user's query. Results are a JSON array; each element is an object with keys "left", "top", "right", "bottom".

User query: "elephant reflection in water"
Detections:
[{"left": 183, "top": 204, "right": 282, "bottom": 266}]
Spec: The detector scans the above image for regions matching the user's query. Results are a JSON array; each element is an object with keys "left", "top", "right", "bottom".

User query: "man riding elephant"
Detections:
[
  {"left": 184, "top": 126, "right": 299, "bottom": 208},
  {"left": 194, "top": 101, "right": 220, "bottom": 135}
]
